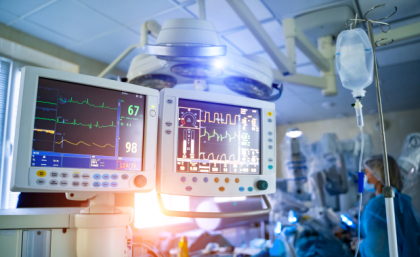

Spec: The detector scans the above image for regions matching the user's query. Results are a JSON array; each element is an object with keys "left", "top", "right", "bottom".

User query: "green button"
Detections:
[{"left": 268, "top": 165, "right": 273, "bottom": 169}]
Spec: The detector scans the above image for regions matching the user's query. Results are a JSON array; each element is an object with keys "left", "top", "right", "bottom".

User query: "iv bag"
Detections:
[{"left": 336, "top": 28, "right": 374, "bottom": 98}]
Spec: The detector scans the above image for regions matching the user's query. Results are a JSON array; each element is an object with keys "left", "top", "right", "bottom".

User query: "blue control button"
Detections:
[
  {"left": 186, "top": 186, "right": 192, "bottom": 191},
  {"left": 93, "top": 174, "right": 101, "bottom": 180},
  {"left": 192, "top": 177, "right": 197, "bottom": 182},
  {"left": 239, "top": 187, "right": 245, "bottom": 192},
  {"left": 110, "top": 181, "right": 118, "bottom": 188},
  {"left": 102, "top": 174, "right": 110, "bottom": 180},
  {"left": 268, "top": 165, "right": 273, "bottom": 170},
  {"left": 111, "top": 174, "right": 118, "bottom": 180},
  {"left": 93, "top": 181, "right": 101, "bottom": 188},
  {"left": 248, "top": 187, "right": 254, "bottom": 192},
  {"left": 204, "top": 177, "right": 208, "bottom": 183},
  {"left": 102, "top": 181, "right": 109, "bottom": 188},
  {"left": 181, "top": 177, "right": 186, "bottom": 182}
]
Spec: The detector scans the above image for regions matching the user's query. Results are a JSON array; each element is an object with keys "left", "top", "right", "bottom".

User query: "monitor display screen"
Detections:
[
  {"left": 177, "top": 99, "right": 261, "bottom": 174},
  {"left": 31, "top": 78, "right": 145, "bottom": 171}
]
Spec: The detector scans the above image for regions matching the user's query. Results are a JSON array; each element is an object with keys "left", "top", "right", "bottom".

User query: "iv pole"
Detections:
[{"left": 348, "top": 4, "right": 399, "bottom": 257}]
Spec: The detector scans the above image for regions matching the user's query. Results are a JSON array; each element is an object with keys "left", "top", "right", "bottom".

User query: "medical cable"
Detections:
[
  {"left": 133, "top": 242, "right": 165, "bottom": 257},
  {"left": 354, "top": 99, "right": 364, "bottom": 257}
]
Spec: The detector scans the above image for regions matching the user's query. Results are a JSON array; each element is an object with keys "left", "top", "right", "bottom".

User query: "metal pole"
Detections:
[
  {"left": 366, "top": 21, "right": 390, "bottom": 186},
  {"left": 366, "top": 20, "right": 399, "bottom": 257}
]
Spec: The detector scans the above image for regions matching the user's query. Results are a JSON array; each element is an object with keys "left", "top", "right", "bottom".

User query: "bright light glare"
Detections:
[
  {"left": 340, "top": 214, "right": 354, "bottom": 227},
  {"left": 274, "top": 221, "right": 282, "bottom": 235},
  {"left": 288, "top": 210, "right": 298, "bottom": 224},
  {"left": 134, "top": 191, "right": 191, "bottom": 229},
  {"left": 214, "top": 196, "right": 246, "bottom": 203},
  {"left": 286, "top": 130, "right": 302, "bottom": 138},
  {"left": 213, "top": 59, "right": 224, "bottom": 69}
]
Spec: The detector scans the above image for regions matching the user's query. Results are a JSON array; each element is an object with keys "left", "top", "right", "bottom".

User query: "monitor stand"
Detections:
[
  {"left": 0, "top": 193, "right": 133, "bottom": 257},
  {"left": 66, "top": 192, "right": 133, "bottom": 257}
]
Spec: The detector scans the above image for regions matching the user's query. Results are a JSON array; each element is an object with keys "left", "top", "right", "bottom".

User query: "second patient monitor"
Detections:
[{"left": 157, "top": 88, "right": 276, "bottom": 198}]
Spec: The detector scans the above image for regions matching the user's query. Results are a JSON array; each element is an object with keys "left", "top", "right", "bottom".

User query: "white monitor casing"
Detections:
[
  {"left": 9, "top": 67, "right": 159, "bottom": 193},
  {"left": 157, "top": 88, "right": 276, "bottom": 197}
]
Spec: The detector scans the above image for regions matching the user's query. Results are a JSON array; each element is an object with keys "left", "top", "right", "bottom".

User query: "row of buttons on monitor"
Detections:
[
  {"left": 36, "top": 170, "right": 129, "bottom": 180},
  {"left": 180, "top": 176, "right": 240, "bottom": 183},
  {"left": 267, "top": 112, "right": 274, "bottom": 170},
  {"left": 35, "top": 179, "right": 118, "bottom": 188},
  {"left": 184, "top": 185, "right": 256, "bottom": 192}
]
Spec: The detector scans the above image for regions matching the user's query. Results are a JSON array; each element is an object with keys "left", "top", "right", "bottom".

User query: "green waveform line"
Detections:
[
  {"left": 59, "top": 97, "right": 117, "bottom": 110},
  {"left": 35, "top": 117, "right": 116, "bottom": 129},
  {"left": 200, "top": 128, "right": 238, "bottom": 142},
  {"left": 37, "top": 100, "right": 57, "bottom": 105}
]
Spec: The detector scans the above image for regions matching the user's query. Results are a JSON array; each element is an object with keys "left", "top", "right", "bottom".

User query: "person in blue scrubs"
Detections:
[{"left": 359, "top": 154, "right": 420, "bottom": 257}]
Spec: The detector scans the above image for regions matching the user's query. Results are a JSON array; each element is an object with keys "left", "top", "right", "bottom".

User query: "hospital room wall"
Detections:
[
  {"left": 276, "top": 108, "right": 420, "bottom": 178},
  {"left": 0, "top": 23, "right": 125, "bottom": 77}
]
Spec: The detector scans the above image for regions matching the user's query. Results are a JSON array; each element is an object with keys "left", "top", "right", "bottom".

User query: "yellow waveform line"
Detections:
[
  {"left": 34, "top": 128, "right": 55, "bottom": 134},
  {"left": 92, "top": 142, "right": 115, "bottom": 148},
  {"left": 55, "top": 139, "right": 115, "bottom": 148},
  {"left": 199, "top": 152, "right": 219, "bottom": 160},
  {"left": 219, "top": 154, "right": 237, "bottom": 161},
  {"left": 201, "top": 112, "right": 240, "bottom": 125}
]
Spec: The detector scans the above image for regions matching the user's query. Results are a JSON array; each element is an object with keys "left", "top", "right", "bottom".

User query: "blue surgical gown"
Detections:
[{"left": 359, "top": 190, "right": 420, "bottom": 257}]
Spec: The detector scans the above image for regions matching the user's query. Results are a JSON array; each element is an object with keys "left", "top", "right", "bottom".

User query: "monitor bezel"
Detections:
[
  {"left": 10, "top": 66, "right": 159, "bottom": 193},
  {"left": 157, "top": 88, "right": 276, "bottom": 197}
]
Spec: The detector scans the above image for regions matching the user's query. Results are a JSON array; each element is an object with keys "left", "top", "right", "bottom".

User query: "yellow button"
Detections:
[
  {"left": 225, "top": 178, "right": 229, "bottom": 183},
  {"left": 267, "top": 111, "right": 273, "bottom": 116},
  {"left": 219, "top": 186, "right": 225, "bottom": 192},
  {"left": 235, "top": 178, "right": 240, "bottom": 183},
  {"left": 36, "top": 170, "right": 47, "bottom": 177},
  {"left": 214, "top": 177, "right": 219, "bottom": 183}
]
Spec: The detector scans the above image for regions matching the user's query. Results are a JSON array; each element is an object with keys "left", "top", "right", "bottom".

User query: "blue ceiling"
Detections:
[{"left": 1, "top": 0, "right": 419, "bottom": 125}]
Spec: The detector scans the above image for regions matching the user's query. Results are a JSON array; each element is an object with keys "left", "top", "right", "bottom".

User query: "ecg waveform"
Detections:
[
  {"left": 201, "top": 112, "right": 240, "bottom": 125},
  {"left": 55, "top": 139, "right": 115, "bottom": 148},
  {"left": 35, "top": 117, "right": 116, "bottom": 129},
  {"left": 37, "top": 100, "right": 56, "bottom": 105},
  {"left": 200, "top": 128, "right": 238, "bottom": 142},
  {"left": 58, "top": 97, "right": 117, "bottom": 110}
]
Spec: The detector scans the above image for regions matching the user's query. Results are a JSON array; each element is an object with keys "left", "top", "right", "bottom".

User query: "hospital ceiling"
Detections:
[{"left": 1, "top": 0, "right": 420, "bottom": 125}]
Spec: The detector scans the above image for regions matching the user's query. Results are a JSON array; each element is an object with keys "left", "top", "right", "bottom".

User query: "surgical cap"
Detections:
[{"left": 363, "top": 154, "right": 403, "bottom": 191}]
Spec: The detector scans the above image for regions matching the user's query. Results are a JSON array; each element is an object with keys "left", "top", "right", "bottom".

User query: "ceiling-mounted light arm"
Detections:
[
  {"left": 282, "top": 18, "right": 330, "bottom": 72},
  {"left": 197, "top": 0, "right": 206, "bottom": 20},
  {"left": 272, "top": 69, "right": 327, "bottom": 89},
  {"left": 226, "top": 0, "right": 295, "bottom": 76},
  {"left": 272, "top": 35, "right": 337, "bottom": 96},
  {"left": 98, "top": 20, "right": 161, "bottom": 78}
]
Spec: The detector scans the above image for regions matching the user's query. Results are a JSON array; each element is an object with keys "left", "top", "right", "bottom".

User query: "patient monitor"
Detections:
[
  {"left": 11, "top": 67, "right": 158, "bottom": 193},
  {"left": 157, "top": 88, "right": 276, "bottom": 217},
  {"left": 1, "top": 66, "right": 159, "bottom": 257}
]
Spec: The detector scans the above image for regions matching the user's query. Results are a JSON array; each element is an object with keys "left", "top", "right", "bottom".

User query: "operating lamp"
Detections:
[{"left": 100, "top": 17, "right": 282, "bottom": 101}]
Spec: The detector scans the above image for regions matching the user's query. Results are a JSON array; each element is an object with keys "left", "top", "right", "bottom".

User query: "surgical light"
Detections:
[
  {"left": 274, "top": 221, "right": 282, "bottom": 235},
  {"left": 171, "top": 63, "right": 223, "bottom": 78},
  {"left": 144, "top": 19, "right": 226, "bottom": 60},
  {"left": 286, "top": 128, "right": 303, "bottom": 138},
  {"left": 288, "top": 210, "right": 298, "bottom": 224},
  {"left": 340, "top": 214, "right": 355, "bottom": 227},
  {"left": 130, "top": 74, "right": 177, "bottom": 89}
]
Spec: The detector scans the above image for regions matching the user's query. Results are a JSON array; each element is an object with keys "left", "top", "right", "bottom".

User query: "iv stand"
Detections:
[{"left": 347, "top": 4, "right": 399, "bottom": 257}]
